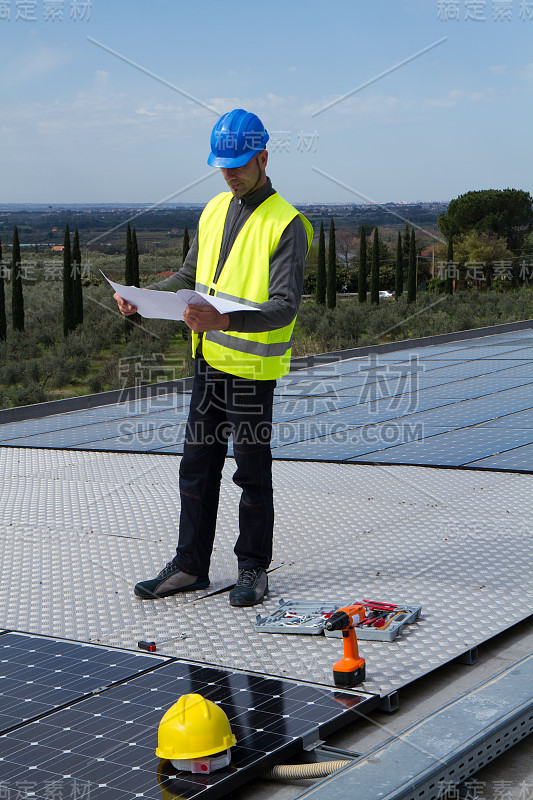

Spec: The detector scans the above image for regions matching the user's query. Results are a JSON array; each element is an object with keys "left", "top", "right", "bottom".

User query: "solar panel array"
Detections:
[
  {"left": 1, "top": 329, "right": 533, "bottom": 470},
  {"left": 0, "top": 632, "right": 376, "bottom": 800},
  {"left": 0, "top": 632, "right": 166, "bottom": 734}
]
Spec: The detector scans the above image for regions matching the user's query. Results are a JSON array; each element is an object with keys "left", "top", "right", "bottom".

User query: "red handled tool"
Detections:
[
  {"left": 138, "top": 633, "right": 186, "bottom": 652},
  {"left": 324, "top": 604, "right": 366, "bottom": 687}
]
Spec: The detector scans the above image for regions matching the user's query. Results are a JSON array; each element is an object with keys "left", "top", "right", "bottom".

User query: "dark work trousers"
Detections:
[{"left": 173, "top": 354, "right": 276, "bottom": 577}]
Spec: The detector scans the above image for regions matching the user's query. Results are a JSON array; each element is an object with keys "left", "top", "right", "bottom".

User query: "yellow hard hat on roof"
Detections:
[{"left": 156, "top": 693, "right": 236, "bottom": 773}]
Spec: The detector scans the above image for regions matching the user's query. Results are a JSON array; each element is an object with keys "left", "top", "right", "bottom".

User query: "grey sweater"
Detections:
[{"left": 148, "top": 178, "right": 309, "bottom": 333}]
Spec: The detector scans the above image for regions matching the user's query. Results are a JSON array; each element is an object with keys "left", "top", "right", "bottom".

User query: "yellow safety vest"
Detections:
[{"left": 192, "top": 191, "right": 313, "bottom": 380}]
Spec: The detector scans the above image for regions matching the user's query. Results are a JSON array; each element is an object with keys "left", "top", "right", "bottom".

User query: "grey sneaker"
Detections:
[
  {"left": 134, "top": 562, "right": 209, "bottom": 600},
  {"left": 229, "top": 568, "right": 268, "bottom": 607}
]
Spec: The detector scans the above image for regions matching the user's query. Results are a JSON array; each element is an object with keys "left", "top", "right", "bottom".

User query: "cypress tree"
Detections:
[
  {"left": 124, "top": 223, "right": 133, "bottom": 284},
  {"left": 129, "top": 226, "right": 141, "bottom": 329},
  {"left": 72, "top": 228, "right": 83, "bottom": 327},
  {"left": 182, "top": 226, "right": 190, "bottom": 262},
  {"left": 124, "top": 223, "right": 137, "bottom": 337},
  {"left": 407, "top": 228, "right": 417, "bottom": 303},
  {"left": 0, "top": 236, "right": 5, "bottom": 342},
  {"left": 358, "top": 226, "right": 367, "bottom": 303},
  {"left": 326, "top": 218, "right": 336, "bottom": 310},
  {"left": 11, "top": 226, "right": 24, "bottom": 332},
  {"left": 395, "top": 231, "right": 403, "bottom": 300},
  {"left": 63, "top": 223, "right": 75, "bottom": 336},
  {"left": 403, "top": 222, "right": 410, "bottom": 269},
  {"left": 370, "top": 227, "right": 380, "bottom": 304},
  {"left": 445, "top": 234, "right": 454, "bottom": 295},
  {"left": 132, "top": 227, "right": 139, "bottom": 286},
  {"left": 316, "top": 222, "right": 326, "bottom": 305}
]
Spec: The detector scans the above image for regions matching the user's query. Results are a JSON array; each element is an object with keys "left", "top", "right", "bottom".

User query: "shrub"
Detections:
[{"left": 294, "top": 288, "right": 533, "bottom": 356}]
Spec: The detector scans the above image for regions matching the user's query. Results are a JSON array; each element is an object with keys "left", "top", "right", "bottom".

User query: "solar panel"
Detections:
[
  {"left": 0, "top": 656, "right": 377, "bottom": 800},
  {"left": 348, "top": 426, "right": 533, "bottom": 466},
  {"left": 0, "top": 633, "right": 167, "bottom": 735},
  {"left": 2, "top": 329, "right": 533, "bottom": 470},
  {"left": 466, "top": 441, "right": 533, "bottom": 469}
]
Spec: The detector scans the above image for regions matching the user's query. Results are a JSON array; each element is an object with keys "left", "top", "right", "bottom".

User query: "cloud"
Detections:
[
  {"left": 135, "top": 107, "right": 158, "bottom": 116},
  {"left": 523, "top": 62, "right": 533, "bottom": 80},
  {"left": 490, "top": 65, "right": 507, "bottom": 75},
  {"left": 425, "top": 89, "right": 486, "bottom": 108},
  {"left": 95, "top": 70, "right": 110, "bottom": 87},
  {"left": 9, "top": 44, "right": 72, "bottom": 83},
  {"left": 302, "top": 92, "right": 408, "bottom": 125}
]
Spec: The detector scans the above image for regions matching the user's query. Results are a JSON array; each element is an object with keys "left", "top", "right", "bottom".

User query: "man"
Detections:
[{"left": 115, "top": 108, "right": 313, "bottom": 606}]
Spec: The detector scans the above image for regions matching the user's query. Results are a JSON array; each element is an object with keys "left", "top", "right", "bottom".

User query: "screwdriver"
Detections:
[{"left": 138, "top": 633, "right": 187, "bottom": 652}]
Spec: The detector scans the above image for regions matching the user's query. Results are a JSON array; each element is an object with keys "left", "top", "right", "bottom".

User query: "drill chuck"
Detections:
[{"left": 325, "top": 611, "right": 351, "bottom": 632}]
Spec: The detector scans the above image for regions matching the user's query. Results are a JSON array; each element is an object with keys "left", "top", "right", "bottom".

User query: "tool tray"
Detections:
[{"left": 255, "top": 599, "right": 422, "bottom": 642}]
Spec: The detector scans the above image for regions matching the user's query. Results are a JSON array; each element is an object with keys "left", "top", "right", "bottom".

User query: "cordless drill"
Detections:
[{"left": 324, "top": 604, "right": 366, "bottom": 687}]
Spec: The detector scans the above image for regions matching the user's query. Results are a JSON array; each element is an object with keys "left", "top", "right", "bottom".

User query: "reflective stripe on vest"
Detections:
[
  {"left": 193, "top": 191, "right": 313, "bottom": 380},
  {"left": 195, "top": 283, "right": 262, "bottom": 308},
  {"left": 206, "top": 330, "right": 293, "bottom": 358}
]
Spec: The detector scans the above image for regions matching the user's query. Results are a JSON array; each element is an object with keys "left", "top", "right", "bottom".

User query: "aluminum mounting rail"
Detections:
[{"left": 296, "top": 652, "right": 533, "bottom": 800}]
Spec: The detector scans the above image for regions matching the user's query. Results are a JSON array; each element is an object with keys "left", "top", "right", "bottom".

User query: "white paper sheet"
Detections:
[{"left": 102, "top": 272, "right": 260, "bottom": 321}]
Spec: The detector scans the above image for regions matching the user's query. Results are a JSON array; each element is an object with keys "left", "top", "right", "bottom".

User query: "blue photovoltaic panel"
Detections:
[
  {"left": 487, "top": 363, "right": 533, "bottom": 377},
  {"left": 78, "top": 438, "right": 162, "bottom": 453},
  {"left": 379, "top": 398, "right": 533, "bottom": 429},
  {"left": 348, "top": 426, "right": 533, "bottom": 466},
  {"left": 271, "top": 424, "right": 445, "bottom": 461},
  {"left": 151, "top": 444, "right": 186, "bottom": 455},
  {"left": 271, "top": 438, "right": 366, "bottom": 461},
  {"left": 77, "top": 425, "right": 187, "bottom": 452},
  {"left": 4, "top": 421, "right": 181, "bottom": 449},
  {"left": 481, "top": 384, "right": 533, "bottom": 399},
  {"left": 416, "top": 363, "right": 514, "bottom": 380},
  {"left": 0, "top": 655, "right": 376, "bottom": 800},
  {"left": 2, "top": 329, "right": 533, "bottom": 469},
  {"left": 480, "top": 408, "right": 533, "bottom": 428},
  {"left": 466, "top": 442, "right": 533, "bottom": 469},
  {"left": 413, "top": 380, "right": 533, "bottom": 403},
  {"left": 271, "top": 422, "right": 350, "bottom": 447},
  {"left": 0, "top": 632, "right": 167, "bottom": 735}
]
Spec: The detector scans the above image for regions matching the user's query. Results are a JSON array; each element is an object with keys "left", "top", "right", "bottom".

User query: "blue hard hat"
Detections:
[{"left": 207, "top": 108, "right": 269, "bottom": 168}]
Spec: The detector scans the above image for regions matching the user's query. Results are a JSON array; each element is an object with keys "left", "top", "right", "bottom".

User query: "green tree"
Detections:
[
  {"left": 370, "top": 227, "right": 380, "bottom": 304},
  {"left": 445, "top": 234, "right": 454, "bottom": 295},
  {"left": 438, "top": 188, "right": 533, "bottom": 254},
  {"left": 182, "top": 226, "right": 190, "bottom": 262},
  {"left": 403, "top": 222, "right": 411, "bottom": 273},
  {"left": 72, "top": 227, "right": 83, "bottom": 327},
  {"left": 395, "top": 230, "right": 403, "bottom": 300},
  {"left": 11, "top": 226, "right": 24, "bottom": 332},
  {"left": 63, "top": 223, "right": 75, "bottom": 337},
  {"left": 124, "top": 223, "right": 133, "bottom": 284},
  {"left": 407, "top": 228, "right": 417, "bottom": 303},
  {"left": 316, "top": 222, "right": 326, "bottom": 305},
  {"left": 132, "top": 227, "right": 140, "bottom": 286},
  {"left": 124, "top": 223, "right": 139, "bottom": 337},
  {"left": 454, "top": 230, "right": 513, "bottom": 289},
  {"left": 327, "top": 218, "right": 336, "bottom": 309},
  {"left": 358, "top": 226, "right": 367, "bottom": 303},
  {"left": 130, "top": 227, "right": 141, "bottom": 327},
  {"left": 0, "top": 236, "right": 5, "bottom": 341}
]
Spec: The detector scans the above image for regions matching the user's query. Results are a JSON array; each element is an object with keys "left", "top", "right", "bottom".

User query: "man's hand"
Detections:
[
  {"left": 183, "top": 304, "right": 230, "bottom": 333},
  {"left": 114, "top": 292, "right": 138, "bottom": 316}
]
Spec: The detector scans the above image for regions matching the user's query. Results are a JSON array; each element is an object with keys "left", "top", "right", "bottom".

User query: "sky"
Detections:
[{"left": 0, "top": 0, "right": 532, "bottom": 204}]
